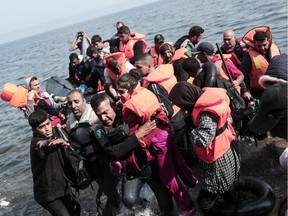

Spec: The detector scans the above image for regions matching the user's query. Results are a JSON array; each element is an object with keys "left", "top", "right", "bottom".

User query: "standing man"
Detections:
[
  {"left": 241, "top": 26, "right": 280, "bottom": 99},
  {"left": 118, "top": 25, "right": 147, "bottom": 64},
  {"left": 66, "top": 89, "right": 121, "bottom": 216},
  {"left": 28, "top": 109, "right": 80, "bottom": 216},
  {"left": 220, "top": 29, "right": 248, "bottom": 66},
  {"left": 175, "top": 25, "right": 204, "bottom": 57}
]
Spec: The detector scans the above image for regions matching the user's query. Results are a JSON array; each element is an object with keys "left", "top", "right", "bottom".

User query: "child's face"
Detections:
[{"left": 118, "top": 87, "right": 131, "bottom": 103}]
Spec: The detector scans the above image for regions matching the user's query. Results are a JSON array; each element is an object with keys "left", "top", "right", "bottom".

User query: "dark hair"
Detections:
[
  {"left": 189, "top": 26, "right": 204, "bottom": 37},
  {"left": 116, "top": 21, "right": 124, "bottom": 26},
  {"left": 116, "top": 73, "right": 138, "bottom": 93},
  {"left": 182, "top": 57, "right": 201, "bottom": 77},
  {"left": 69, "top": 53, "right": 78, "bottom": 62},
  {"left": 86, "top": 45, "right": 99, "bottom": 58},
  {"left": 117, "top": 26, "right": 130, "bottom": 35},
  {"left": 28, "top": 110, "right": 49, "bottom": 129},
  {"left": 91, "top": 35, "right": 102, "bottom": 44},
  {"left": 67, "top": 89, "right": 85, "bottom": 100},
  {"left": 159, "top": 43, "right": 175, "bottom": 57},
  {"left": 106, "top": 57, "right": 118, "bottom": 69},
  {"left": 129, "top": 68, "right": 142, "bottom": 81},
  {"left": 135, "top": 53, "right": 153, "bottom": 64},
  {"left": 90, "top": 92, "right": 114, "bottom": 110},
  {"left": 29, "top": 76, "right": 38, "bottom": 88},
  {"left": 253, "top": 31, "right": 268, "bottom": 42}
]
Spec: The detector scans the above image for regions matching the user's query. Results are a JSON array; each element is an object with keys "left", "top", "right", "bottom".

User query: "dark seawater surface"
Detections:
[{"left": 0, "top": 0, "right": 287, "bottom": 215}]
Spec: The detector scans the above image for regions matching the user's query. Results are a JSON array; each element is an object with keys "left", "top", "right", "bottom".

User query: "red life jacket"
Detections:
[
  {"left": 192, "top": 87, "right": 235, "bottom": 163},
  {"left": 119, "top": 32, "right": 147, "bottom": 60}
]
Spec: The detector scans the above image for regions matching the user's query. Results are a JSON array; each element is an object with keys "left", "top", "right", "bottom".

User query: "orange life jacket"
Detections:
[
  {"left": 123, "top": 86, "right": 162, "bottom": 127},
  {"left": 103, "top": 52, "right": 128, "bottom": 82},
  {"left": 119, "top": 32, "right": 147, "bottom": 60},
  {"left": 247, "top": 43, "right": 280, "bottom": 89},
  {"left": 143, "top": 64, "right": 181, "bottom": 117},
  {"left": 172, "top": 47, "right": 188, "bottom": 63},
  {"left": 192, "top": 87, "right": 235, "bottom": 163},
  {"left": 242, "top": 26, "right": 273, "bottom": 48},
  {"left": 213, "top": 54, "right": 241, "bottom": 93},
  {"left": 1, "top": 83, "right": 28, "bottom": 108},
  {"left": 150, "top": 42, "right": 173, "bottom": 67},
  {"left": 243, "top": 26, "right": 280, "bottom": 89}
]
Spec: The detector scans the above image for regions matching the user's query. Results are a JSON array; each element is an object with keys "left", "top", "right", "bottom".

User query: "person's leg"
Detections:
[
  {"left": 96, "top": 164, "right": 121, "bottom": 216},
  {"left": 122, "top": 177, "right": 147, "bottom": 211},
  {"left": 150, "top": 128, "right": 194, "bottom": 212},
  {"left": 146, "top": 161, "right": 174, "bottom": 215},
  {"left": 197, "top": 188, "right": 219, "bottom": 216},
  {"left": 39, "top": 195, "right": 80, "bottom": 216}
]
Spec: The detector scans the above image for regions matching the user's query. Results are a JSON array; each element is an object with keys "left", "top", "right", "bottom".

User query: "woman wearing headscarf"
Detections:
[{"left": 169, "top": 81, "right": 240, "bottom": 216}]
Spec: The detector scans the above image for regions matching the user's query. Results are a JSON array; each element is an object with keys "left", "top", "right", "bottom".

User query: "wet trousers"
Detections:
[{"left": 39, "top": 195, "right": 80, "bottom": 216}]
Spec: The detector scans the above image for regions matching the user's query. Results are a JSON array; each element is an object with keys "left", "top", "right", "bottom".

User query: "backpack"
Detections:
[
  {"left": 216, "top": 76, "right": 246, "bottom": 122},
  {"left": 54, "top": 127, "right": 92, "bottom": 190},
  {"left": 174, "top": 35, "right": 189, "bottom": 50},
  {"left": 193, "top": 62, "right": 246, "bottom": 123}
]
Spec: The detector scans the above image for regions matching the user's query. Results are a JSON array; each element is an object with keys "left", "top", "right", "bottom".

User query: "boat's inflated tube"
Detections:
[
  {"left": 202, "top": 62, "right": 218, "bottom": 87},
  {"left": 193, "top": 62, "right": 218, "bottom": 88},
  {"left": 219, "top": 176, "right": 276, "bottom": 216}
]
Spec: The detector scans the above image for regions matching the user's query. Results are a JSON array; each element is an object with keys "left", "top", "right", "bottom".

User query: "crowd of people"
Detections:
[{"left": 15, "top": 21, "right": 287, "bottom": 216}]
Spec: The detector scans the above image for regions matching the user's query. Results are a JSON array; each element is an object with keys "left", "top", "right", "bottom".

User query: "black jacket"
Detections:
[{"left": 30, "top": 127, "right": 70, "bottom": 203}]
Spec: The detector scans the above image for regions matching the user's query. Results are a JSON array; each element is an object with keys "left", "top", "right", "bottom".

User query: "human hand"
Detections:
[
  {"left": 242, "top": 91, "right": 252, "bottom": 101},
  {"left": 28, "top": 90, "right": 38, "bottom": 100},
  {"left": 232, "top": 80, "right": 239, "bottom": 87},
  {"left": 135, "top": 119, "right": 157, "bottom": 139},
  {"left": 48, "top": 138, "right": 70, "bottom": 147}
]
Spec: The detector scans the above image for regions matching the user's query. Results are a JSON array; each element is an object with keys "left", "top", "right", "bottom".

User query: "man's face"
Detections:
[
  {"left": 94, "top": 99, "right": 116, "bottom": 127},
  {"left": 118, "top": 33, "right": 130, "bottom": 44},
  {"left": 190, "top": 33, "right": 203, "bottom": 45},
  {"left": 94, "top": 41, "right": 104, "bottom": 49},
  {"left": 72, "top": 58, "right": 80, "bottom": 67},
  {"left": 135, "top": 60, "right": 150, "bottom": 77},
  {"left": 67, "top": 92, "right": 86, "bottom": 119},
  {"left": 30, "top": 80, "right": 41, "bottom": 93},
  {"left": 254, "top": 38, "right": 269, "bottom": 55},
  {"left": 36, "top": 118, "right": 53, "bottom": 138},
  {"left": 223, "top": 34, "right": 236, "bottom": 49},
  {"left": 110, "top": 63, "right": 121, "bottom": 75},
  {"left": 91, "top": 52, "right": 100, "bottom": 59}
]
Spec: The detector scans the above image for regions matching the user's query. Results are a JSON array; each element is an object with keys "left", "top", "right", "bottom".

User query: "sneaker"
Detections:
[{"left": 179, "top": 207, "right": 197, "bottom": 216}]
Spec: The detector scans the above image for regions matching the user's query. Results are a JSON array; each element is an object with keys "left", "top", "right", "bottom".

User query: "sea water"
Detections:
[{"left": 0, "top": 0, "right": 287, "bottom": 215}]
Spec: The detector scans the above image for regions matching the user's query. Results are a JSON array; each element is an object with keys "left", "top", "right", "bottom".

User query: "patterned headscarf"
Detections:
[{"left": 169, "top": 81, "right": 203, "bottom": 113}]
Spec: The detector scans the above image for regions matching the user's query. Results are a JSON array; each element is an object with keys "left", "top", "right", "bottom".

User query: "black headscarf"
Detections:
[{"left": 169, "top": 81, "right": 203, "bottom": 113}]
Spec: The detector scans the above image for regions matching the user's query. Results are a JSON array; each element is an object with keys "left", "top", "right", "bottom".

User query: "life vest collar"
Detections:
[{"left": 242, "top": 26, "right": 272, "bottom": 49}]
